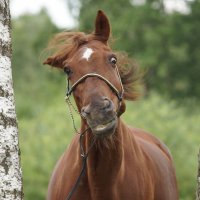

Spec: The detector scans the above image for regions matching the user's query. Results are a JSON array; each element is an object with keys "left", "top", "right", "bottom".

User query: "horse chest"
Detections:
[
  {"left": 81, "top": 154, "right": 154, "bottom": 200},
  {"left": 73, "top": 172, "right": 153, "bottom": 200}
]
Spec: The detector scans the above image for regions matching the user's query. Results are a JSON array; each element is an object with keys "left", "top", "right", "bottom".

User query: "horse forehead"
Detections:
[{"left": 81, "top": 47, "right": 94, "bottom": 61}]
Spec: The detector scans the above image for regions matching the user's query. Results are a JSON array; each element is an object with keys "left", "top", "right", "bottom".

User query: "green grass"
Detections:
[{"left": 17, "top": 90, "right": 200, "bottom": 200}]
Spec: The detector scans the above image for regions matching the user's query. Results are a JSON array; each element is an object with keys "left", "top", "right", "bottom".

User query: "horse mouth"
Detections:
[{"left": 90, "top": 118, "right": 117, "bottom": 136}]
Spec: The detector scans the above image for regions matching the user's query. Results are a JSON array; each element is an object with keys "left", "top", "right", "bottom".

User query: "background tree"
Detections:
[{"left": 0, "top": 0, "right": 23, "bottom": 199}]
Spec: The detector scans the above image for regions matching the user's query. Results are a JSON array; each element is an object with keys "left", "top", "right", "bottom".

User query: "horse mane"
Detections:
[{"left": 45, "top": 31, "right": 143, "bottom": 101}]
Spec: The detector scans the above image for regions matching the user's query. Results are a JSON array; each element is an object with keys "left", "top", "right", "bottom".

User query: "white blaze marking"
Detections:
[{"left": 82, "top": 48, "right": 94, "bottom": 61}]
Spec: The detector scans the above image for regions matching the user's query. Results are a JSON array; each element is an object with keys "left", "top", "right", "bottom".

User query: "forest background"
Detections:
[{"left": 12, "top": 0, "right": 200, "bottom": 199}]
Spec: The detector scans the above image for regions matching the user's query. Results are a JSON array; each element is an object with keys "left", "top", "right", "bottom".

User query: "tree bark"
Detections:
[
  {"left": 197, "top": 149, "right": 200, "bottom": 200},
  {"left": 0, "top": 0, "right": 23, "bottom": 199}
]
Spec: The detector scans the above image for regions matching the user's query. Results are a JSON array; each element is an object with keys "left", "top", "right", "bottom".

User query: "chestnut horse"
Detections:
[{"left": 44, "top": 10, "right": 178, "bottom": 200}]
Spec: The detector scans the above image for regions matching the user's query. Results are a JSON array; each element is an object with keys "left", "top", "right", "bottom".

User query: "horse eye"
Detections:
[
  {"left": 64, "top": 67, "right": 72, "bottom": 76},
  {"left": 110, "top": 57, "right": 117, "bottom": 65}
]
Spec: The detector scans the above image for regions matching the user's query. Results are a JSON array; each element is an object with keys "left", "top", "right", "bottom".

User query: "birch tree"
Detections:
[{"left": 0, "top": 0, "right": 23, "bottom": 199}]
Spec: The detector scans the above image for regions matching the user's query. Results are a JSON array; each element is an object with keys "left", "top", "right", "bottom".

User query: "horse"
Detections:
[{"left": 43, "top": 10, "right": 179, "bottom": 200}]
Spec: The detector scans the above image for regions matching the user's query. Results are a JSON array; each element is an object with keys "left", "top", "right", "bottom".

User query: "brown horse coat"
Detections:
[
  {"left": 44, "top": 10, "right": 179, "bottom": 200},
  {"left": 47, "top": 122, "right": 178, "bottom": 200}
]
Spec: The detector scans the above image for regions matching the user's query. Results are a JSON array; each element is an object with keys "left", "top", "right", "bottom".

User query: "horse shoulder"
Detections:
[
  {"left": 47, "top": 135, "right": 80, "bottom": 200},
  {"left": 128, "top": 126, "right": 172, "bottom": 161},
  {"left": 127, "top": 127, "right": 178, "bottom": 199}
]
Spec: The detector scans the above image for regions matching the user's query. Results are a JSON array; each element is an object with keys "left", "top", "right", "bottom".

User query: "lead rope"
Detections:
[
  {"left": 65, "top": 93, "right": 96, "bottom": 200},
  {"left": 65, "top": 95, "right": 86, "bottom": 134},
  {"left": 65, "top": 126, "right": 96, "bottom": 200}
]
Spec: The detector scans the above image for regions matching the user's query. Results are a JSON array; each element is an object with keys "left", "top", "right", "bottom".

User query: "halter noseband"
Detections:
[{"left": 65, "top": 67, "right": 124, "bottom": 103}]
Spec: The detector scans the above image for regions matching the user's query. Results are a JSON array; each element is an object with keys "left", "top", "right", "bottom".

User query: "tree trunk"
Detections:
[
  {"left": 197, "top": 149, "right": 200, "bottom": 200},
  {"left": 0, "top": 0, "right": 23, "bottom": 199}
]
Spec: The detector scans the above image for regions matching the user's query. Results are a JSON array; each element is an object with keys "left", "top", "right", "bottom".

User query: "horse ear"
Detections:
[
  {"left": 43, "top": 55, "right": 64, "bottom": 68},
  {"left": 94, "top": 10, "right": 110, "bottom": 43}
]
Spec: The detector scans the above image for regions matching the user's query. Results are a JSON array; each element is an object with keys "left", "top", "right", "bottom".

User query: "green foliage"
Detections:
[
  {"left": 12, "top": 9, "right": 61, "bottom": 120},
  {"left": 78, "top": 0, "right": 200, "bottom": 100},
  {"left": 19, "top": 95, "right": 76, "bottom": 200},
  {"left": 11, "top": 5, "right": 200, "bottom": 200}
]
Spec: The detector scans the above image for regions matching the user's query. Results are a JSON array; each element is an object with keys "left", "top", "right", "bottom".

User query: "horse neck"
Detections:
[{"left": 80, "top": 118, "right": 140, "bottom": 173}]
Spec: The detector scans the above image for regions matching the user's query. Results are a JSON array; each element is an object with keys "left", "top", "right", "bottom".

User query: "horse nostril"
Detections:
[
  {"left": 102, "top": 97, "right": 113, "bottom": 111},
  {"left": 104, "top": 99, "right": 111, "bottom": 109},
  {"left": 81, "top": 106, "right": 90, "bottom": 118}
]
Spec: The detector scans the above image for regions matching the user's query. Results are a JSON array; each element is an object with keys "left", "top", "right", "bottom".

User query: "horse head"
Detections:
[{"left": 44, "top": 10, "right": 140, "bottom": 137}]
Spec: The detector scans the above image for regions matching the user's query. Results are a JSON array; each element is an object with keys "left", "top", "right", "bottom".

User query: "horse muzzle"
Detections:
[{"left": 81, "top": 97, "right": 118, "bottom": 136}]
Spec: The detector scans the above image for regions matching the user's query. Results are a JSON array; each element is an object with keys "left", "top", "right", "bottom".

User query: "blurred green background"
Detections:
[{"left": 11, "top": 0, "right": 200, "bottom": 199}]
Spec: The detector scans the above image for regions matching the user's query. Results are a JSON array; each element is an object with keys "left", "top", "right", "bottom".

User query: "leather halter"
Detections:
[{"left": 65, "top": 66, "right": 124, "bottom": 103}]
